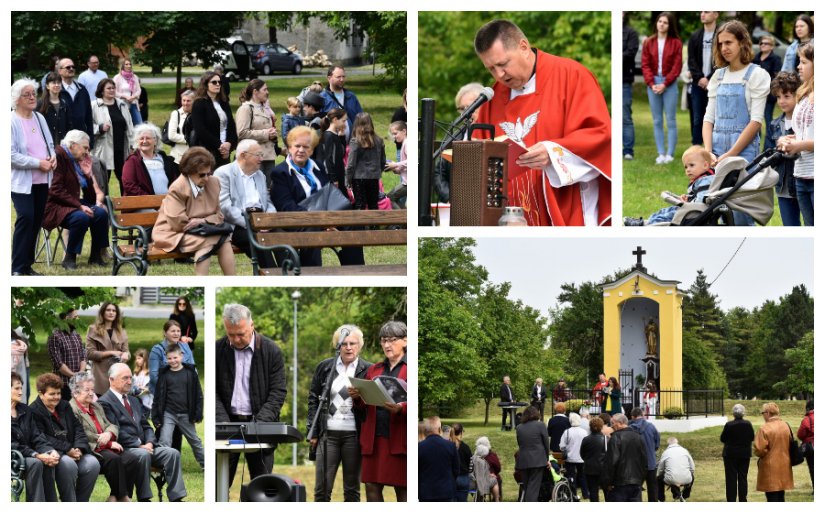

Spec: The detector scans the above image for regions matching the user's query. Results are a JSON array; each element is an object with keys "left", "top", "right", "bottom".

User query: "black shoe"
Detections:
[
  {"left": 62, "top": 254, "right": 77, "bottom": 270},
  {"left": 623, "top": 216, "right": 646, "bottom": 226},
  {"left": 88, "top": 257, "right": 107, "bottom": 267}
]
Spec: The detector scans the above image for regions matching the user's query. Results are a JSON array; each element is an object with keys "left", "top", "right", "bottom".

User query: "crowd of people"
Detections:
[
  {"left": 420, "top": 371, "right": 814, "bottom": 502},
  {"left": 11, "top": 297, "right": 203, "bottom": 502},
  {"left": 623, "top": 12, "right": 814, "bottom": 227},
  {"left": 11, "top": 57, "right": 407, "bottom": 276},
  {"left": 216, "top": 304, "right": 407, "bottom": 501}
]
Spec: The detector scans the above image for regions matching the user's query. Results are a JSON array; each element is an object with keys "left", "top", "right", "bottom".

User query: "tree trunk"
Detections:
[
  {"left": 484, "top": 397, "right": 491, "bottom": 426},
  {"left": 176, "top": 62, "right": 182, "bottom": 91}
]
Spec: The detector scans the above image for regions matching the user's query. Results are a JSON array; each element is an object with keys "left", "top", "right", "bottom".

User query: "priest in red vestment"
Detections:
[{"left": 474, "top": 19, "right": 612, "bottom": 226}]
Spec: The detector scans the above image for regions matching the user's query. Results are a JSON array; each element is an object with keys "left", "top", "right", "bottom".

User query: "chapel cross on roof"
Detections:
[{"left": 633, "top": 246, "right": 647, "bottom": 272}]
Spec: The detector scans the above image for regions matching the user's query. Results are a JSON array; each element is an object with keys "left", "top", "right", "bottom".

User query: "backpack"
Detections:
[
  {"left": 182, "top": 114, "right": 196, "bottom": 146},
  {"left": 160, "top": 110, "right": 180, "bottom": 146}
]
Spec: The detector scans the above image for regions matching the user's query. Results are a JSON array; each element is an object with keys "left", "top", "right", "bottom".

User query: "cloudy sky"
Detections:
[{"left": 470, "top": 236, "right": 813, "bottom": 313}]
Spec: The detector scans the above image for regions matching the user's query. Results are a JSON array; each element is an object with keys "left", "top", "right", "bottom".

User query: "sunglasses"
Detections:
[
  {"left": 209, "top": 80, "right": 222, "bottom": 85},
  {"left": 62, "top": 65, "right": 75, "bottom": 70},
  {"left": 197, "top": 172, "right": 212, "bottom": 178}
]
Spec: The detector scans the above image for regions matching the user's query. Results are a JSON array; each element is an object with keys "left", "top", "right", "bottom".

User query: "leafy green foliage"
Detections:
[
  {"left": 12, "top": 287, "right": 116, "bottom": 347},
  {"left": 777, "top": 331, "right": 814, "bottom": 397},
  {"left": 419, "top": 11, "right": 611, "bottom": 122}
]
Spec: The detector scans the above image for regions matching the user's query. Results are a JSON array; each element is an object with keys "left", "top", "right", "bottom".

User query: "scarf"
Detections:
[
  {"left": 62, "top": 144, "right": 88, "bottom": 189},
  {"left": 287, "top": 155, "right": 318, "bottom": 193},
  {"left": 120, "top": 69, "right": 136, "bottom": 93}
]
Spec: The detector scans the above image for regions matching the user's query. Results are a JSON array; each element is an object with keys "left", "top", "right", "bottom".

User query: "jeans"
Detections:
[
  {"left": 11, "top": 184, "right": 49, "bottom": 273},
  {"left": 622, "top": 83, "right": 635, "bottom": 156},
  {"left": 647, "top": 205, "right": 678, "bottom": 225},
  {"left": 128, "top": 102, "right": 143, "bottom": 126},
  {"left": 61, "top": 204, "right": 109, "bottom": 256},
  {"left": 647, "top": 76, "right": 679, "bottom": 156},
  {"left": 455, "top": 473, "right": 470, "bottom": 502},
  {"left": 723, "top": 455, "right": 749, "bottom": 501},
  {"left": 160, "top": 412, "right": 205, "bottom": 469},
  {"left": 313, "top": 430, "right": 361, "bottom": 502},
  {"left": 690, "top": 84, "right": 709, "bottom": 145},
  {"left": 796, "top": 178, "right": 814, "bottom": 226},
  {"left": 778, "top": 197, "right": 802, "bottom": 226}
]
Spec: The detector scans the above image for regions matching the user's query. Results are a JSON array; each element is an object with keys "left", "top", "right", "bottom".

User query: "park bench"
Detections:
[
  {"left": 106, "top": 194, "right": 247, "bottom": 275},
  {"left": 244, "top": 209, "right": 407, "bottom": 276}
]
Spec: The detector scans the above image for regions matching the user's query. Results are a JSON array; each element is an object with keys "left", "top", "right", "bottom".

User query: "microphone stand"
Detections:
[{"left": 306, "top": 347, "right": 340, "bottom": 501}]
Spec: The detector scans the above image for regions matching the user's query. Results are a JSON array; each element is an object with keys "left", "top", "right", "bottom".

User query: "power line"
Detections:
[{"left": 709, "top": 237, "right": 746, "bottom": 287}]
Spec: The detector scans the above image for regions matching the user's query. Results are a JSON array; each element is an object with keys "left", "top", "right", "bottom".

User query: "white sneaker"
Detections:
[
  {"left": 655, "top": 154, "right": 666, "bottom": 165},
  {"left": 663, "top": 154, "right": 674, "bottom": 164},
  {"left": 624, "top": 154, "right": 634, "bottom": 160}
]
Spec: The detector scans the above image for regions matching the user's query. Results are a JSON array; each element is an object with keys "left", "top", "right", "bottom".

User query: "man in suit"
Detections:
[
  {"left": 216, "top": 304, "right": 287, "bottom": 486},
  {"left": 214, "top": 139, "right": 278, "bottom": 268},
  {"left": 99, "top": 363, "right": 187, "bottom": 502},
  {"left": 516, "top": 406, "right": 551, "bottom": 501},
  {"left": 531, "top": 378, "right": 548, "bottom": 421},
  {"left": 57, "top": 58, "right": 94, "bottom": 146},
  {"left": 500, "top": 375, "right": 515, "bottom": 430},
  {"left": 418, "top": 416, "right": 459, "bottom": 501}
]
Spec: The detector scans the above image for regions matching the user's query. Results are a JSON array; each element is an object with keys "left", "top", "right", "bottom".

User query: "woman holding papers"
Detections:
[
  {"left": 307, "top": 325, "right": 371, "bottom": 502},
  {"left": 349, "top": 321, "right": 408, "bottom": 502}
]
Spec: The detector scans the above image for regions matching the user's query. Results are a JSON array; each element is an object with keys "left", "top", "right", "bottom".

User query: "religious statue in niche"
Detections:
[{"left": 644, "top": 320, "right": 658, "bottom": 356}]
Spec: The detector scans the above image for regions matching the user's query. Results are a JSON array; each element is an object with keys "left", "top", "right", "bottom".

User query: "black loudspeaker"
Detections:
[
  {"left": 241, "top": 474, "right": 307, "bottom": 502},
  {"left": 450, "top": 140, "right": 509, "bottom": 226}
]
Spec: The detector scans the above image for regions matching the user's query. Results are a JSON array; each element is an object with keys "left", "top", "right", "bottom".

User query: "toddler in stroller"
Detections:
[{"left": 626, "top": 148, "right": 782, "bottom": 226}]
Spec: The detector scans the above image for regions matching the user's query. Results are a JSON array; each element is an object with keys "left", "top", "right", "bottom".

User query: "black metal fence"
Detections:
[{"left": 549, "top": 387, "right": 725, "bottom": 419}]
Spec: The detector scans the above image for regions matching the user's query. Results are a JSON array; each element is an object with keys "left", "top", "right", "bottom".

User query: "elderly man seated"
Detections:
[
  {"left": 656, "top": 437, "right": 695, "bottom": 501},
  {"left": 214, "top": 139, "right": 277, "bottom": 268},
  {"left": 98, "top": 363, "right": 188, "bottom": 502}
]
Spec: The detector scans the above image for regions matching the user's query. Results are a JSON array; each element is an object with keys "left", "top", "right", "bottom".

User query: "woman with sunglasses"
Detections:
[
  {"left": 151, "top": 146, "right": 236, "bottom": 275},
  {"left": 169, "top": 296, "right": 198, "bottom": 350},
  {"left": 189, "top": 72, "right": 237, "bottom": 166}
]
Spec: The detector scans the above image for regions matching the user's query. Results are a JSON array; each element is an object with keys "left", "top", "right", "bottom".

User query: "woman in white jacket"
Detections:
[
  {"left": 167, "top": 90, "right": 193, "bottom": 164},
  {"left": 560, "top": 412, "right": 590, "bottom": 500},
  {"left": 91, "top": 78, "right": 133, "bottom": 195}
]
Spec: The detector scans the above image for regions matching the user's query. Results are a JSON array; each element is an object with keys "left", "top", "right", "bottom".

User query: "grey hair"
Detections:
[
  {"left": 181, "top": 89, "right": 196, "bottom": 98},
  {"left": 455, "top": 82, "right": 485, "bottom": 108},
  {"left": 423, "top": 416, "right": 442, "bottom": 436},
  {"left": 223, "top": 303, "right": 252, "bottom": 325},
  {"left": 732, "top": 403, "right": 746, "bottom": 419},
  {"left": 379, "top": 320, "right": 407, "bottom": 339},
  {"left": 61, "top": 129, "right": 90, "bottom": 147},
  {"left": 213, "top": 64, "right": 224, "bottom": 73},
  {"left": 332, "top": 324, "right": 364, "bottom": 350},
  {"left": 69, "top": 372, "right": 95, "bottom": 395},
  {"left": 236, "top": 139, "right": 260, "bottom": 155},
  {"left": 612, "top": 413, "right": 629, "bottom": 426},
  {"left": 667, "top": 437, "right": 679, "bottom": 445},
  {"left": 569, "top": 412, "right": 582, "bottom": 427},
  {"left": 11, "top": 78, "right": 38, "bottom": 109},
  {"left": 132, "top": 122, "right": 162, "bottom": 148},
  {"left": 108, "top": 362, "right": 129, "bottom": 378}
]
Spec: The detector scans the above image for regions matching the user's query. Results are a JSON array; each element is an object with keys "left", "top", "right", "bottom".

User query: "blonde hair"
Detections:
[
  {"left": 286, "top": 125, "right": 320, "bottom": 149},
  {"left": 682, "top": 145, "right": 713, "bottom": 164},
  {"left": 797, "top": 42, "right": 814, "bottom": 101},
  {"left": 286, "top": 96, "right": 300, "bottom": 109}
]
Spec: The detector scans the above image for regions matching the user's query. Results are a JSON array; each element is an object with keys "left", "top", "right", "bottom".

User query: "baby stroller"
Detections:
[{"left": 668, "top": 148, "right": 785, "bottom": 226}]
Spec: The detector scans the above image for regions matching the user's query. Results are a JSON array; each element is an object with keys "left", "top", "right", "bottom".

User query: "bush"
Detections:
[{"left": 663, "top": 407, "right": 684, "bottom": 419}]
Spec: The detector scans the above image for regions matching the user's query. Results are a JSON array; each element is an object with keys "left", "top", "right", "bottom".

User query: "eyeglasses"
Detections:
[
  {"left": 197, "top": 172, "right": 213, "bottom": 178},
  {"left": 209, "top": 80, "right": 222, "bottom": 85},
  {"left": 62, "top": 65, "right": 75, "bottom": 70},
  {"left": 20, "top": 92, "right": 37, "bottom": 99},
  {"left": 380, "top": 336, "right": 404, "bottom": 345},
  {"left": 245, "top": 151, "right": 264, "bottom": 158},
  {"left": 760, "top": 42, "right": 773, "bottom": 46},
  {"left": 177, "top": 302, "right": 187, "bottom": 306}
]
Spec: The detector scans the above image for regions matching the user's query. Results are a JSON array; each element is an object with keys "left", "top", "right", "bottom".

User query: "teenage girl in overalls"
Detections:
[{"left": 702, "top": 20, "right": 771, "bottom": 225}]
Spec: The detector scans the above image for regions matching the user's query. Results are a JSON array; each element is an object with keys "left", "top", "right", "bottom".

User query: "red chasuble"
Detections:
[{"left": 476, "top": 50, "right": 612, "bottom": 226}]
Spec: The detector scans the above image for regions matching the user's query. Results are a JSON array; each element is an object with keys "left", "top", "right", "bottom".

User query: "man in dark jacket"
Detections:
[
  {"left": 418, "top": 416, "right": 459, "bottom": 501},
  {"left": 604, "top": 413, "right": 647, "bottom": 501},
  {"left": 629, "top": 407, "right": 661, "bottom": 502},
  {"left": 687, "top": 11, "right": 720, "bottom": 144},
  {"left": 30, "top": 372, "right": 99, "bottom": 502},
  {"left": 57, "top": 58, "right": 94, "bottom": 146},
  {"left": 547, "top": 402, "right": 571, "bottom": 452},
  {"left": 500, "top": 375, "right": 516, "bottom": 430},
  {"left": 99, "top": 363, "right": 187, "bottom": 501},
  {"left": 216, "top": 303, "right": 287, "bottom": 485}
]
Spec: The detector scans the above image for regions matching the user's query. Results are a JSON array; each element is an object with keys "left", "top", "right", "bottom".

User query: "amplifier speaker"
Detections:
[{"left": 450, "top": 140, "right": 509, "bottom": 226}]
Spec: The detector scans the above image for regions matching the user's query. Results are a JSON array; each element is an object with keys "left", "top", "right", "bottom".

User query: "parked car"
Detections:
[
  {"left": 250, "top": 43, "right": 303, "bottom": 75},
  {"left": 216, "top": 39, "right": 257, "bottom": 82}
]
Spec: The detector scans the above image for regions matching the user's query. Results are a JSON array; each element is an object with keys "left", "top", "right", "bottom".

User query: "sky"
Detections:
[{"left": 471, "top": 236, "right": 813, "bottom": 313}]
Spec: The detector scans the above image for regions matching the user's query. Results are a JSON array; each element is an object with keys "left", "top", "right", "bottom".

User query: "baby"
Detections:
[{"left": 624, "top": 146, "right": 715, "bottom": 225}]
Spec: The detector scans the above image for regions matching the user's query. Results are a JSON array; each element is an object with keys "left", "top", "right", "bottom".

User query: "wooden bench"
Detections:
[
  {"left": 106, "top": 195, "right": 242, "bottom": 275},
  {"left": 245, "top": 209, "right": 407, "bottom": 276}
]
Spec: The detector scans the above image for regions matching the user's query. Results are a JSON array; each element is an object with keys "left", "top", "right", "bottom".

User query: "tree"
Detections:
[
  {"left": 11, "top": 287, "right": 116, "bottom": 347},
  {"left": 548, "top": 280, "right": 604, "bottom": 385},
  {"left": 419, "top": 11, "right": 611, "bottom": 122},
  {"left": 776, "top": 331, "right": 814, "bottom": 399}
]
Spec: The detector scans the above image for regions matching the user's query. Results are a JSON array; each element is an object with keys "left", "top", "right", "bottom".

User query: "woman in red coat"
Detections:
[
  {"left": 42, "top": 130, "right": 108, "bottom": 270},
  {"left": 349, "top": 321, "right": 407, "bottom": 502},
  {"left": 797, "top": 400, "right": 814, "bottom": 489},
  {"left": 641, "top": 12, "right": 683, "bottom": 164}
]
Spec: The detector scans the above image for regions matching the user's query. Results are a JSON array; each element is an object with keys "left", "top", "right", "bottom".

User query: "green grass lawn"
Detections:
[
  {"left": 15, "top": 70, "right": 407, "bottom": 276},
  {"left": 438, "top": 399, "right": 812, "bottom": 502},
  {"left": 22, "top": 316, "right": 205, "bottom": 502},
  {"left": 623, "top": 81, "right": 781, "bottom": 226}
]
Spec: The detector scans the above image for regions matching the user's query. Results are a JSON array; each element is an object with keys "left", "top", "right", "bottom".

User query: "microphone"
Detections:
[
  {"left": 336, "top": 328, "right": 350, "bottom": 351},
  {"left": 451, "top": 87, "right": 494, "bottom": 129}
]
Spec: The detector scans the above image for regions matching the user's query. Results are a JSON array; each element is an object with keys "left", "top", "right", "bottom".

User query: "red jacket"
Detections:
[
  {"left": 356, "top": 358, "right": 407, "bottom": 457},
  {"left": 121, "top": 150, "right": 179, "bottom": 196},
  {"left": 797, "top": 410, "right": 814, "bottom": 444},
  {"left": 641, "top": 36, "right": 683, "bottom": 88},
  {"left": 42, "top": 145, "right": 96, "bottom": 230}
]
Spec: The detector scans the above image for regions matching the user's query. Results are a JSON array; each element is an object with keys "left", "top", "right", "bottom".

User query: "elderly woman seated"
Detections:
[
  {"left": 42, "top": 129, "right": 109, "bottom": 270},
  {"left": 152, "top": 146, "right": 236, "bottom": 275},
  {"left": 29, "top": 372, "right": 100, "bottom": 501},
  {"left": 68, "top": 372, "right": 138, "bottom": 502},
  {"left": 122, "top": 122, "right": 179, "bottom": 197},
  {"left": 12, "top": 371, "right": 59, "bottom": 502}
]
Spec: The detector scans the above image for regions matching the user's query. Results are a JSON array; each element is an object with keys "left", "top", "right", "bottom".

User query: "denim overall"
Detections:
[{"left": 712, "top": 64, "right": 760, "bottom": 225}]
